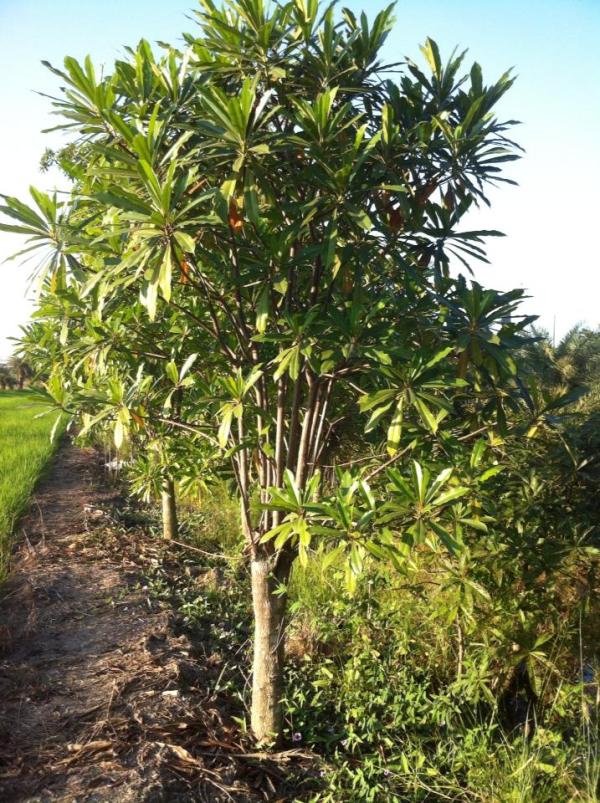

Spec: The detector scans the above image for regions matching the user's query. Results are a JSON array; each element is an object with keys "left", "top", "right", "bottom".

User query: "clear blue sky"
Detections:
[{"left": 1, "top": 0, "right": 599, "bottom": 357}]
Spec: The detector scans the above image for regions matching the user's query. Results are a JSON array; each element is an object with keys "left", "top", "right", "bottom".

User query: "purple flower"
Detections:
[{"left": 292, "top": 732, "right": 303, "bottom": 743}]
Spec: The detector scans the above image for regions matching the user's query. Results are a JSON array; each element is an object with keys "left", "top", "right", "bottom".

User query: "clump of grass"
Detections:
[
  {"left": 179, "top": 480, "right": 243, "bottom": 555},
  {"left": 0, "top": 391, "right": 64, "bottom": 578}
]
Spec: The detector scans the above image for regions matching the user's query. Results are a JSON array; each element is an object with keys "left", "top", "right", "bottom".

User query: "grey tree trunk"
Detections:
[
  {"left": 250, "top": 558, "right": 287, "bottom": 743},
  {"left": 161, "top": 477, "right": 178, "bottom": 540}
]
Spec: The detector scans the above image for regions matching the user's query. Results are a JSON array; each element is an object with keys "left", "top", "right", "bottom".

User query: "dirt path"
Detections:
[{"left": 0, "top": 442, "right": 301, "bottom": 802}]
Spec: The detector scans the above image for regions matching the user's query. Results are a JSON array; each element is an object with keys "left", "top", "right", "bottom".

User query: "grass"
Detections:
[{"left": 0, "top": 390, "right": 64, "bottom": 578}]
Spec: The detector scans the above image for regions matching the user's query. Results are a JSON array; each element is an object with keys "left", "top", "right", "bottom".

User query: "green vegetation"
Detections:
[
  {"left": 0, "top": 391, "right": 63, "bottom": 577},
  {"left": 0, "top": 0, "right": 527, "bottom": 742},
  {"left": 0, "top": 0, "right": 598, "bottom": 798},
  {"left": 140, "top": 392, "right": 600, "bottom": 800},
  {"left": 137, "top": 314, "right": 600, "bottom": 798}
]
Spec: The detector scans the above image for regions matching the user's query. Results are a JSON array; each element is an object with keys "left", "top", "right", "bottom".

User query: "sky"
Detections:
[{"left": 0, "top": 0, "right": 599, "bottom": 358}]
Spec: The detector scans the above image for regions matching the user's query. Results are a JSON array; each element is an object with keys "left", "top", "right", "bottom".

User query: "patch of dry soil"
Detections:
[{"left": 0, "top": 442, "right": 303, "bottom": 802}]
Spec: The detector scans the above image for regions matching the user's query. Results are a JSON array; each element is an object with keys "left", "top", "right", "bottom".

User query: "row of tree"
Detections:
[{"left": 0, "top": 0, "right": 597, "bottom": 747}]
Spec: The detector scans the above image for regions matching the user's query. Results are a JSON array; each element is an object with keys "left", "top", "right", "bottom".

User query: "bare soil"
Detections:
[{"left": 0, "top": 441, "right": 312, "bottom": 802}]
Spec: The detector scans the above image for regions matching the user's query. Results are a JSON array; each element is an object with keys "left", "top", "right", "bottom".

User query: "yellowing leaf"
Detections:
[
  {"left": 255, "top": 285, "right": 269, "bottom": 333},
  {"left": 114, "top": 418, "right": 125, "bottom": 449},
  {"left": 218, "top": 406, "right": 234, "bottom": 448},
  {"left": 386, "top": 398, "right": 404, "bottom": 455},
  {"left": 159, "top": 247, "right": 172, "bottom": 302}
]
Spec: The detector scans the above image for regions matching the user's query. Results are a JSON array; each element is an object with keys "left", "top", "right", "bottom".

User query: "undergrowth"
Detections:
[
  {"left": 134, "top": 487, "right": 599, "bottom": 802},
  {"left": 284, "top": 560, "right": 599, "bottom": 802}
]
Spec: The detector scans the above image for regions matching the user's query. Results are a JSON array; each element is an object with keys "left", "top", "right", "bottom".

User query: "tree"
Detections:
[
  {"left": 526, "top": 324, "right": 600, "bottom": 391},
  {"left": 0, "top": 0, "right": 527, "bottom": 743},
  {"left": 19, "top": 294, "right": 187, "bottom": 539},
  {"left": 0, "top": 363, "right": 16, "bottom": 390},
  {"left": 7, "top": 354, "right": 32, "bottom": 390}
]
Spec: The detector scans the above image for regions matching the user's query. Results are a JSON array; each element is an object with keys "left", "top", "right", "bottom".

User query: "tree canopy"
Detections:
[{"left": 0, "top": 0, "right": 534, "bottom": 742}]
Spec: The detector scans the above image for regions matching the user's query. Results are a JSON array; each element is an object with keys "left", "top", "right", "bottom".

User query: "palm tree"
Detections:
[
  {"left": 7, "top": 354, "right": 32, "bottom": 390},
  {"left": 0, "top": 363, "right": 16, "bottom": 390},
  {"left": 523, "top": 324, "right": 600, "bottom": 390}
]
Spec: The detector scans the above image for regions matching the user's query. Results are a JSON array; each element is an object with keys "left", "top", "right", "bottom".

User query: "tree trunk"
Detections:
[
  {"left": 456, "top": 617, "right": 464, "bottom": 679},
  {"left": 250, "top": 557, "right": 288, "bottom": 743},
  {"left": 161, "top": 477, "right": 178, "bottom": 540}
]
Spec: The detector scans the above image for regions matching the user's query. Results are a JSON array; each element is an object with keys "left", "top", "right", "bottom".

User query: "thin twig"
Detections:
[
  {"left": 364, "top": 443, "right": 413, "bottom": 481},
  {"left": 168, "top": 538, "right": 241, "bottom": 562}
]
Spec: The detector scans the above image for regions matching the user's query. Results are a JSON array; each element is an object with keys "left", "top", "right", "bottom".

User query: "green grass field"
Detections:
[{"left": 0, "top": 391, "right": 64, "bottom": 579}]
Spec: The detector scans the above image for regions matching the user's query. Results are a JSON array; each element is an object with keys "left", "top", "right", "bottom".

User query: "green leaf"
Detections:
[
  {"left": 159, "top": 248, "right": 173, "bottom": 302},
  {"left": 427, "top": 467, "right": 453, "bottom": 501},
  {"left": 359, "top": 388, "right": 398, "bottom": 413},
  {"left": 365, "top": 540, "right": 389, "bottom": 560},
  {"left": 411, "top": 460, "right": 426, "bottom": 504},
  {"left": 460, "top": 518, "right": 488, "bottom": 533},
  {"left": 243, "top": 367, "right": 263, "bottom": 395},
  {"left": 431, "top": 486, "right": 468, "bottom": 507},
  {"left": 470, "top": 439, "right": 486, "bottom": 469},
  {"left": 365, "top": 402, "right": 392, "bottom": 433},
  {"left": 414, "top": 397, "right": 439, "bottom": 433},
  {"left": 174, "top": 231, "right": 196, "bottom": 252},
  {"left": 386, "top": 398, "right": 404, "bottom": 455},
  {"left": 425, "top": 346, "right": 453, "bottom": 370},
  {"left": 430, "top": 521, "right": 462, "bottom": 555},
  {"left": 165, "top": 361, "right": 179, "bottom": 384},
  {"left": 478, "top": 465, "right": 502, "bottom": 483},
  {"left": 273, "top": 346, "right": 299, "bottom": 382},
  {"left": 420, "top": 37, "right": 442, "bottom": 78},
  {"left": 95, "top": 190, "right": 151, "bottom": 215},
  {"left": 323, "top": 543, "right": 345, "bottom": 570}
]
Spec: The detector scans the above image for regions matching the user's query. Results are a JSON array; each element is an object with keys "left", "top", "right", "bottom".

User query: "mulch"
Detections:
[{"left": 0, "top": 440, "right": 316, "bottom": 802}]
